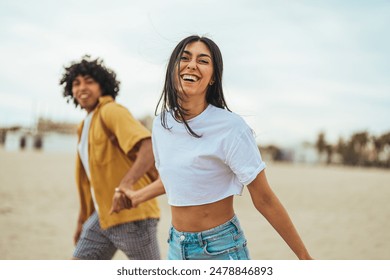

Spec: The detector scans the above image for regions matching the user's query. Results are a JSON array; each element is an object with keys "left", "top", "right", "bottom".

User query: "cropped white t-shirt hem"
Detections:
[{"left": 152, "top": 104, "right": 266, "bottom": 207}]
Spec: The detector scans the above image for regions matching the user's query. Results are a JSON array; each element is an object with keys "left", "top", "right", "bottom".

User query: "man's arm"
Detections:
[
  {"left": 73, "top": 212, "right": 83, "bottom": 245},
  {"left": 119, "top": 137, "right": 154, "bottom": 189},
  {"left": 109, "top": 137, "right": 155, "bottom": 213}
]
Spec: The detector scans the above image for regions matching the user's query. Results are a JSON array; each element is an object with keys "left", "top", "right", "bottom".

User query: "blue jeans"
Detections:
[{"left": 167, "top": 215, "right": 250, "bottom": 260}]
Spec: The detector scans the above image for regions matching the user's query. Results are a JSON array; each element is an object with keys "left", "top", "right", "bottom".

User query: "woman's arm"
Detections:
[{"left": 247, "top": 170, "right": 313, "bottom": 260}]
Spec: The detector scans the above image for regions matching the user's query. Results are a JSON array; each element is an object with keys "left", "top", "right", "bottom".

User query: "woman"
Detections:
[{"left": 111, "top": 35, "right": 312, "bottom": 260}]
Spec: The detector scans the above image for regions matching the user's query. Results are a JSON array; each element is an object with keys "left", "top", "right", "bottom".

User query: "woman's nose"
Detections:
[{"left": 186, "top": 59, "right": 197, "bottom": 70}]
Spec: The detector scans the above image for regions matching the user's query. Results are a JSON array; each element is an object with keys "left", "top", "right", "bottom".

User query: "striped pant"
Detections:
[{"left": 73, "top": 212, "right": 160, "bottom": 260}]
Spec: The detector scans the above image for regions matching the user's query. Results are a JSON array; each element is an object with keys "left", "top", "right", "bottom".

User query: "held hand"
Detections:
[
  {"left": 109, "top": 188, "right": 132, "bottom": 215},
  {"left": 120, "top": 188, "right": 139, "bottom": 208}
]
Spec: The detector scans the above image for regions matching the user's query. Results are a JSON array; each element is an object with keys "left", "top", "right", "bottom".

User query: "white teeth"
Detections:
[
  {"left": 182, "top": 74, "right": 199, "bottom": 82},
  {"left": 80, "top": 94, "right": 88, "bottom": 99}
]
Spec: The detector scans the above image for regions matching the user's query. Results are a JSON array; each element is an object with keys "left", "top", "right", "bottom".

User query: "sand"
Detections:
[{"left": 0, "top": 149, "right": 389, "bottom": 260}]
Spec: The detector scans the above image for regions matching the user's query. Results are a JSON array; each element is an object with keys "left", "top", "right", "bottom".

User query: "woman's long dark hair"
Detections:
[{"left": 155, "top": 35, "right": 230, "bottom": 137}]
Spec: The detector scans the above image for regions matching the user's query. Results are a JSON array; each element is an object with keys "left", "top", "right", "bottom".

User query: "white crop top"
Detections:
[{"left": 152, "top": 104, "right": 266, "bottom": 206}]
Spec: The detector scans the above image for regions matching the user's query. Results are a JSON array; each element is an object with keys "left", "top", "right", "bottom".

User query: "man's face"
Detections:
[{"left": 72, "top": 75, "right": 103, "bottom": 113}]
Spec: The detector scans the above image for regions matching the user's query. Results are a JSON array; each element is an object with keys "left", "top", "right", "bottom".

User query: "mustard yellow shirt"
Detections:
[{"left": 75, "top": 96, "right": 160, "bottom": 229}]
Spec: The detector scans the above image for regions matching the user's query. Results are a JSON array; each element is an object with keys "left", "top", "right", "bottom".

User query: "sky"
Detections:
[{"left": 1, "top": 0, "right": 389, "bottom": 147}]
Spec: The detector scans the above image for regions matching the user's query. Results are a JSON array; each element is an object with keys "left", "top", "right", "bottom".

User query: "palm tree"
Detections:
[
  {"left": 379, "top": 132, "right": 390, "bottom": 168},
  {"left": 372, "top": 136, "right": 383, "bottom": 165},
  {"left": 315, "top": 132, "right": 326, "bottom": 163},
  {"left": 325, "top": 144, "right": 333, "bottom": 165},
  {"left": 351, "top": 132, "right": 369, "bottom": 166}
]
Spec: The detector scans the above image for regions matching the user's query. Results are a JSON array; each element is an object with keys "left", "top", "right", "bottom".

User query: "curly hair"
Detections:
[{"left": 59, "top": 55, "right": 120, "bottom": 107}]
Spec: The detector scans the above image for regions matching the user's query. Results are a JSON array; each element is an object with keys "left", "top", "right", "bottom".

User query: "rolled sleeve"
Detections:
[{"left": 225, "top": 126, "right": 266, "bottom": 185}]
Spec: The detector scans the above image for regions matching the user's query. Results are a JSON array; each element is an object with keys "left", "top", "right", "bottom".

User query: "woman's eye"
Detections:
[
  {"left": 199, "top": 59, "right": 209, "bottom": 64},
  {"left": 180, "top": 56, "right": 189, "bottom": 61}
]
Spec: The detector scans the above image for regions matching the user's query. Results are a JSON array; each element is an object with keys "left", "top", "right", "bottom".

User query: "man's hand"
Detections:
[
  {"left": 109, "top": 188, "right": 132, "bottom": 214},
  {"left": 73, "top": 221, "right": 83, "bottom": 245}
]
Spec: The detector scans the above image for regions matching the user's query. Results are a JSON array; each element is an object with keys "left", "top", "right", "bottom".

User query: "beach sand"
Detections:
[{"left": 1, "top": 149, "right": 389, "bottom": 260}]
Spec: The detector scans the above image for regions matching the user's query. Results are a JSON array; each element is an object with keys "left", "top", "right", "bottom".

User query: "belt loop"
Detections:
[
  {"left": 197, "top": 232, "right": 204, "bottom": 247},
  {"left": 168, "top": 226, "right": 173, "bottom": 242},
  {"left": 230, "top": 215, "right": 241, "bottom": 232}
]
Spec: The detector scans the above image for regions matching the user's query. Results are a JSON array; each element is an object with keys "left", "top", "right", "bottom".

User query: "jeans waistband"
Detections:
[{"left": 169, "top": 215, "right": 241, "bottom": 245}]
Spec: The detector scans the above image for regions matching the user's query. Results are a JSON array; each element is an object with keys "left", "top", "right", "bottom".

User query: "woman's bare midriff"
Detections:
[{"left": 170, "top": 196, "right": 235, "bottom": 232}]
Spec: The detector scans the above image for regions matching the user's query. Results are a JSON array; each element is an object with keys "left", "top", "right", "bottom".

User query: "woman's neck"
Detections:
[{"left": 181, "top": 100, "right": 208, "bottom": 120}]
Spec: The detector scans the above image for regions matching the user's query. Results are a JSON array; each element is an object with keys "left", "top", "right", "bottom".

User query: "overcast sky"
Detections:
[{"left": 1, "top": 0, "right": 389, "bottom": 147}]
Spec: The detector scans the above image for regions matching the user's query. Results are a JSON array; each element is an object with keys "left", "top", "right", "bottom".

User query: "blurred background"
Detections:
[{"left": 0, "top": 0, "right": 389, "bottom": 260}]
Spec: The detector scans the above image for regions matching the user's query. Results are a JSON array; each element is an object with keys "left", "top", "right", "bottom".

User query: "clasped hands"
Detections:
[{"left": 109, "top": 187, "right": 135, "bottom": 214}]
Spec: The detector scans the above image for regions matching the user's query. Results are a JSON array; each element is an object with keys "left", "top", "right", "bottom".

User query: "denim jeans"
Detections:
[{"left": 167, "top": 215, "right": 250, "bottom": 260}]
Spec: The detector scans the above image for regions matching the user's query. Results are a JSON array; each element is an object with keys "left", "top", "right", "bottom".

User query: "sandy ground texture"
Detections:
[{"left": 1, "top": 149, "right": 389, "bottom": 260}]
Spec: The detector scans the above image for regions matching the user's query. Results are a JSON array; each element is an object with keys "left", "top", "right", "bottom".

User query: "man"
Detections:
[{"left": 60, "top": 55, "right": 160, "bottom": 259}]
